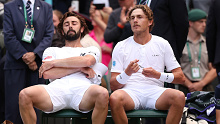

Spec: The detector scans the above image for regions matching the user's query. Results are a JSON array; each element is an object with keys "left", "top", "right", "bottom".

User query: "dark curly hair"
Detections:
[
  {"left": 127, "top": 5, "right": 154, "bottom": 32},
  {"left": 57, "top": 12, "right": 89, "bottom": 39}
]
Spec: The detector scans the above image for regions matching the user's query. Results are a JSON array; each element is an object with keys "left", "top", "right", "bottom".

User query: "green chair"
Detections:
[{"left": 42, "top": 109, "right": 168, "bottom": 124}]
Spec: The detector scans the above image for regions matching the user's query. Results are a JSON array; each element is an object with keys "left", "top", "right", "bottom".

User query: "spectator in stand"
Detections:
[
  {"left": 3, "top": 0, "right": 53, "bottom": 123},
  {"left": 179, "top": 9, "right": 216, "bottom": 95},
  {"left": 89, "top": 3, "right": 112, "bottom": 69},
  {"left": 52, "top": 10, "right": 64, "bottom": 47},
  {"left": 104, "top": 0, "right": 135, "bottom": 48}
]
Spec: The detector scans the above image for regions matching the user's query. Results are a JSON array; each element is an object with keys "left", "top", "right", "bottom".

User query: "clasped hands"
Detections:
[{"left": 22, "top": 52, "right": 37, "bottom": 71}]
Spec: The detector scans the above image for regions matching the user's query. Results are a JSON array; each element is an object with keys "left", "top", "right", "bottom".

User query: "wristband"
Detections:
[
  {"left": 159, "top": 73, "right": 174, "bottom": 83},
  {"left": 116, "top": 71, "right": 130, "bottom": 84},
  {"left": 117, "top": 23, "right": 125, "bottom": 29}
]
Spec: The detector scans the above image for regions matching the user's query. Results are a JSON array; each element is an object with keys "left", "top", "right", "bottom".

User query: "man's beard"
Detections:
[{"left": 64, "top": 28, "right": 81, "bottom": 41}]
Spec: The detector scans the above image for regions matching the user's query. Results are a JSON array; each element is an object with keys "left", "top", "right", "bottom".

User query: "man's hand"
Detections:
[
  {"left": 22, "top": 52, "right": 36, "bottom": 65},
  {"left": 142, "top": 67, "right": 161, "bottom": 79},
  {"left": 89, "top": 2, "right": 96, "bottom": 19},
  {"left": 103, "top": 7, "right": 113, "bottom": 14},
  {"left": 39, "top": 60, "right": 54, "bottom": 78},
  {"left": 120, "top": 7, "right": 128, "bottom": 25},
  {"left": 125, "top": 59, "right": 140, "bottom": 76},
  {"left": 28, "top": 61, "right": 38, "bottom": 71},
  {"left": 188, "top": 81, "right": 204, "bottom": 92},
  {"left": 81, "top": 67, "right": 96, "bottom": 78}
]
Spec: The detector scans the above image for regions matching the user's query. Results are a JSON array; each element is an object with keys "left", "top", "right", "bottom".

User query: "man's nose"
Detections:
[{"left": 69, "top": 26, "right": 73, "bottom": 30}]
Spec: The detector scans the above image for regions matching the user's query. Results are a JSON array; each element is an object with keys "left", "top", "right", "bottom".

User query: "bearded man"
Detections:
[{"left": 18, "top": 12, "right": 109, "bottom": 124}]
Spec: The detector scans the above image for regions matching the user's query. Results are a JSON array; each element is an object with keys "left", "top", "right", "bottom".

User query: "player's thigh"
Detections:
[
  {"left": 79, "top": 85, "right": 109, "bottom": 110},
  {"left": 20, "top": 85, "right": 53, "bottom": 112},
  {"left": 110, "top": 90, "right": 135, "bottom": 111},
  {"left": 155, "top": 88, "right": 184, "bottom": 110}
]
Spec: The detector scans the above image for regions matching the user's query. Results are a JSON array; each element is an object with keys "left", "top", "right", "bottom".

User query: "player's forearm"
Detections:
[
  {"left": 53, "top": 55, "right": 95, "bottom": 68},
  {"left": 200, "top": 68, "right": 217, "bottom": 87},
  {"left": 171, "top": 68, "right": 185, "bottom": 84},
  {"left": 182, "top": 76, "right": 193, "bottom": 88},
  {"left": 110, "top": 72, "right": 125, "bottom": 91},
  {"left": 43, "top": 67, "right": 80, "bottom": 79}
]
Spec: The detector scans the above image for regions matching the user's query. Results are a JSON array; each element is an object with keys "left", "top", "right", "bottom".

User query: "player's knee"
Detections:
[
  {"left": 96, "top": 87, "right": 109, "bottom": 105},
  {"left": 19, "top": 88, "right": 31, "bottom": 106},
  {"left": 172, "top": 90, "right": 185, "bottom": 107},
  {"left": 109, "top": 92, "right": 123, "bottom": 109}
]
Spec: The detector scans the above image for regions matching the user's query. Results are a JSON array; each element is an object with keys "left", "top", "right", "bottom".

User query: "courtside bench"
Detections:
[{"left": 41, "top": 109, "right": 168, "bottom": 124}]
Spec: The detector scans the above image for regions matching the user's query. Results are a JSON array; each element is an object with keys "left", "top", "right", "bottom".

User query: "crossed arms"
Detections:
[{"left": 39, "top": 54, "right": 96, "bottom": 80}]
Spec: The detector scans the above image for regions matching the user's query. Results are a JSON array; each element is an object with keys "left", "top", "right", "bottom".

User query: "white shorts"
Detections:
[
  {"left": 41, "top": 79, "right": 94, "bottom": 113},
  {"left": 121, "top": 84, "right": 168, "bottom": 110}
]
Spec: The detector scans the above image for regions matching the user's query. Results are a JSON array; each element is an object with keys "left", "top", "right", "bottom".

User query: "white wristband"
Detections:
[
  {"left": 159, "top": 73, "right": 174, "bottom": 83},
  {"left": 116, "top": 71, "right": 130, "bottom": 84}
]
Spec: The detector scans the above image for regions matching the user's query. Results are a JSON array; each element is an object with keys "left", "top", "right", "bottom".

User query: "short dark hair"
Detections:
[
  {"left": 57, "top": 12, "right": 89, "bottom": 39},
  {"left": 127, "top": 5, "right": 154, "bottom": 32}
]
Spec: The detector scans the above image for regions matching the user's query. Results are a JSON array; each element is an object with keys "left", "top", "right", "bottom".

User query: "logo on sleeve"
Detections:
[
  {"left": 44, "top": 56, "right": 52, "bottom": 60},
  {"left": 80, "top": 53, "right": 86, "bottom": 56},
  {"left": 113, "top": 61, "right": 116, "bottom": 66},
  {"left": 88, "top": 51, "right": 96, "bottom": 55}
]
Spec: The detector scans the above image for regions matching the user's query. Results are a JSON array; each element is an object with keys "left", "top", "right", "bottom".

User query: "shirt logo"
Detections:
[
  {"left": 88, "top": 51, "right": 96, "bottom": 55},
  {"left": 152, "top": 54, "right": 159, "bottom": 57},
  {"left": 80, "top": 53, "right": 86, "bottom": 56},
  {"left": 119, "top": 75, "right": 122, "bottom": 79},
  {"left": 113, "top": 61, "right": 116, "bottom": 66},
  {"left": 44, "top": 56, "right": 52, "bottom": 60}
]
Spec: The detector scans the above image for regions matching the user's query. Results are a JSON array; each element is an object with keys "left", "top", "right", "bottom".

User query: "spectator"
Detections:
[
  {"left": 52, "top": 10, "right": 64, "bottom": 47},
  {"left": 179, "top": 9, "right": 216, "bottom": 95},
  {"left": 109, "top": 5, "right": 185, "bottom": 124},
  {"left": 3, "top": 0, "right": 53, "bottom": 123},
  {"left": 186, "top": 0, "right": 214, "bottom": 14},
  {"left": 104, "top": 0, "right": 135, "bottom": 48},
  {"left": 67, "top": 0, "right": 119, "bottom": 16},
  {"left": 138, "top": 0, "right": 189, "bottom": 63},
  {"left": 206, "top": 0, "right": 220, "bottom": 82},
  {"left": 19, "top": 12, "right": 109, "bottom": 123},
  {"left": 89, "top": 3, "right": 112, "bottom": 69}
]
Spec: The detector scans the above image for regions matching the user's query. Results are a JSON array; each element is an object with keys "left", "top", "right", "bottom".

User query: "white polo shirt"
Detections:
[
  {"left": 111, "top": 35, "right": 180, "bottom": 87},
  {"left": 43, "top": 46, "right": 100, "bottom": 83}
]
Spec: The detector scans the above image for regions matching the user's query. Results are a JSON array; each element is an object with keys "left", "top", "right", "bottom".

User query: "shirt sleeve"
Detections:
[
  {"left": 164, "top": 42, "right": 180, "bottom": 72},
  {"left": 111, "top": 42, "right": 124, "bottom": 73},
  {"left": 84, "top": 46, "right": 100, "bottom": 63},
  {"left": 42, "top": 47, "right": 56, "bottom": 61}
]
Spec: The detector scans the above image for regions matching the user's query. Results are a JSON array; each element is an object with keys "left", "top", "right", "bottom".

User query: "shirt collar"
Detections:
[
  {"left": 187, "top": 35, "right": 205, "bottom": 44},
  {"left": 23, "top": 0, "right": 35, "bottom": 6}
]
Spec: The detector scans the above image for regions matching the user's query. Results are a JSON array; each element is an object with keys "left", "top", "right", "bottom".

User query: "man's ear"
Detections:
[
  {"left": 81, "top": 26, "right": 84, "bottom": 33},
  {"left": 149, "top": 19, "right": 153, "bottom": 26},
  {"left": 189, "top": 21, "right": 193, "bottom": 27}
]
